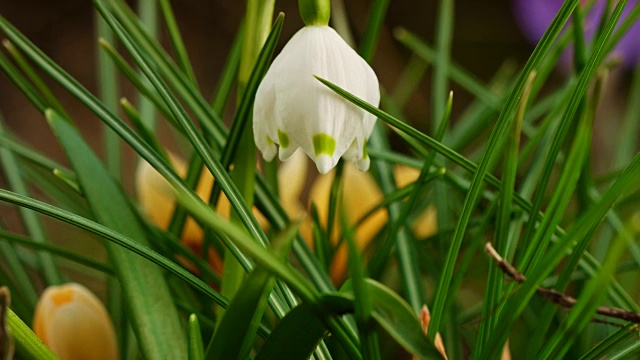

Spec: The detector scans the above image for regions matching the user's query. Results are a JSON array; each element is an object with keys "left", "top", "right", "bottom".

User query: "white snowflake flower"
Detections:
[{"left": 253, "top": 25, "right": 380, "bottom": 174}]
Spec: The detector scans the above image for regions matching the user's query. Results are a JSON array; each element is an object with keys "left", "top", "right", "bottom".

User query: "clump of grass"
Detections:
[{"left": 1, "top": 0, "right": 640, "bottom": 359}]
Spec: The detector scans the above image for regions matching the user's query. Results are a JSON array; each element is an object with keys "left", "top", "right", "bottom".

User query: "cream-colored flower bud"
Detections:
[
  {"left": 253, "top": 25, "right": 380, "bottom": 174},
  {"left": 33, "top": 283, "right": 118, "bottom": 360}
]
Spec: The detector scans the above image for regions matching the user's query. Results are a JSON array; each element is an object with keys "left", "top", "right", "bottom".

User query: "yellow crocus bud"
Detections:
[
  {"left": 135, "top": 153, "right": 269, "bottom": 274},
  {"left": 33, "top": 283, "right": 118, "bottom": 360},
  {"left": 304, "top": 162, "right": 438, "bottom": 284}
]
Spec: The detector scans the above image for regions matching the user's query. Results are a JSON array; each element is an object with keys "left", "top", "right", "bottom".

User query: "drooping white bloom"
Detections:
[{"left": 253, "top": 25, "right": 380, "bottom": 174}]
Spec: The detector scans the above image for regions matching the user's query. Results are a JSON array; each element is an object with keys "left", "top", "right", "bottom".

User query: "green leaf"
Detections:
[
  {"left": 344, "top": 211, "right": 380, "bottom": 360},
  {"left": 46, "top": 110, "right": 188, "bottom": 359},
  {"left": 7, "top": 308, "right": 58, "bottom": 360},
  {"left": 255, "top": 303, "right": 328, "bottom": 360},
  {"left": 0, "top": 115, "right": 62, "bottom": 288},
  {"left": 207, "top": 223, "right": 299, "bottom": 360},
  {"left": 159, "top": 0, "right": 198, "bottom": 86},
  {"left": 341, "top": 279, "right": 442, "bottom": 359},
  {"left": 188, "top": 314, "right": 204, "bottom": 360},
  {"left": 0, "top": 188, "right": 229, "bottom": 309},
  {"left": 175, "top": 189, "right": 317, "bottom": 303}
]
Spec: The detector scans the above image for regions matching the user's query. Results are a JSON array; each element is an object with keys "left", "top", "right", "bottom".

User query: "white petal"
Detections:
[
  {"left": 278, "top": 142, "right": 299, "bottom": 161},
  {"left": 254, "top": 25, "right": 380, "bottom": 173},
  {"left": 253, "top": 63, "right": 279, "bottom": 161},
  {"left": 315, "top": 154, "right": 335, "bottom": 174},
  {"left": 356, "top": 156, "right": 370, "bottom": 172}
]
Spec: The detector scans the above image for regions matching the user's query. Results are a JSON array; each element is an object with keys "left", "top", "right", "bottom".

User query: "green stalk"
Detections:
[
  {"left": 136, "top": 0, "right": 158, "bottom": 130},
  {"left": 221, "top": 0, "right": 274, "bottom": 308},
  {"left": 7, "top": 308, "right": 58, "bottom": 360},
  {"left": 431, "top": 1, "right": 455, "bottom": 346},
  {"left": 359, "top": 0, "right": 390, "bottom": 61},
  {"left": 0, "top": 115, "right": 61, "bottom": 287},
  {"left": 475, "top": 72, "right": 533, "bottom": 356},
  {"left": 96, "top": 12, "right": 121, "bottom": 179}
]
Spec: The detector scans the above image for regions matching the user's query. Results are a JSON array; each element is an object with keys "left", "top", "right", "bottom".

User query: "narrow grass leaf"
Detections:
[
  {"left": 2, "top": 40, "right": 69, "bottom": 118},
  {"left": 7, "top": 308, "right": 58, "bottom": 360},
  {"left": 0, "top": 115, "right": 61, "bottom": 286},
  {"left": 255, "top": 303, "right": 327, "bottom": 360},
  {"left": 0, "top": 230, "right": 113, "bottom": 274},
  {"left": 188, "top": 314, "right": 204, "bottom": 360},
  {"left": 159, "top": 0, "right": 198, "bottom": 86},
  {"left": 208, "top": 223, "right": 299, "bottom": 360},
  {"left": 47, "top": 109, "right": 188, "bottom": 359},
  {"left": 577, "top": 324, "right": 639, "bottom": 360},
  {"left": 344, "top": 213, "right": 379, "bottom": 360},
  {"left": 342, "top": 279, "right": 442, "bottom": 358},
  {"left": 96, "top": 13, "right": 121, "bottom": 179},
  {"left": 0, "top": 189, "right": 229, "bottom": 308},
  {"left": 359, "top": 0, "right": 389, "bottom": 62}
]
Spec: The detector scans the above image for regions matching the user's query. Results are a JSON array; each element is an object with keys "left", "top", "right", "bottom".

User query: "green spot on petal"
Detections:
[
  {"left": 278, "top": 130, "right": 290, "bottom": 148},
  {"left": 266, "top": 136, "right": 274, "bottom": 145},
  {"left": 312, "top": 133, "right": 336, "bottom": 157},
  {"left": 362, "top": 139, "right": 369, "bottom": 159}
]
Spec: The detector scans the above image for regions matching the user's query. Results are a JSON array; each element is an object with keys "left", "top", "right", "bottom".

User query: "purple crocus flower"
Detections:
[{"left": 512, "top": 0, "right": 640, "bottom": 68}]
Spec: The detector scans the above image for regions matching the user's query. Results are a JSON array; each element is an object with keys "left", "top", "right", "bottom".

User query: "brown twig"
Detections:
[{"left": 484, "top": 242, "right": 640, "bottom": 324}]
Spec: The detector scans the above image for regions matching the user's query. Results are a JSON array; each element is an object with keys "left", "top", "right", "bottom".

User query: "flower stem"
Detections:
[{"left": 221, "top": 0, "right": 274, "bottom": 305}]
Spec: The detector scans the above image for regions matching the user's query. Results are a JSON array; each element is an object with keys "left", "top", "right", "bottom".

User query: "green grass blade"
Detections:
[
  {"left": 211, "top": 23, "right": 243, "bottom": 111},
  {"left": 342, "top": 279, "right": 442, "bottom": 358},
  {"left": 108, "top": 0, "right": 225, "bottom": 143},
  {"left": 98, "top": 39, "right": 174, "bottom": 121},
  {"left": 614, "top": 64, "right": 640, "bottom": 167},
  {"left": 94, "top": 1, "right": 270, "bottom": 251},
  {"left": 176, "top": 188, "right": 316, "bottom": 302},
  {"left": 0, "top": 10, "right": 249, "bottom": 275},
  {"left": 254, "top": 303, "right": 328, "bottom": 360},
  {"left": 483, "top": 132, "right": 640, "bottom": 359},
  {"left": 96, "top": 13, "right": 121, "bottom": 179},
  {"left": 476, "top": 72, "right": 533, "bottom": 356},
  {"left": 209, "top": 13, "right": 283, "bottom": 207},
  {"left": 345, "top": 214, "right": 379, "bottom": 360},
  {"left": 7, "top": 308, "right": 58, "bottom": 360},
  {"left": 159, "top": 0, "right": 198, "bottom": 86},
  {"left": 0, "top": 188, "right": 229, "bottom": 308},
  {"left": 188, "top": 314, "right": 204, "bottom": 360},
  {"left": 359, "top": 0, "right": 389, "bottom": 62},
  {"left": 208, "top": 223, "right": 298, "bottom": 359},
  {"left": 2, "top": 40, "right": 68, "bottom": 118},
  {"left": 97, "top": 5, "right": 298, "bottom": 320},
  {"left": 539, "top": 226, "right": 631, "bottom": 359},
  {"left": 577, "top": 324, "right": 639, "bottom": 360},
  {"left": 135, "top": 0, "right": 159, "bottom": 130},
  {"left": 395, "top": 28, "right": 499, "bottom": 108},
  {"left": 432, "top": 0, "right": 454, "bottom": 129},
  {"left": 120, "top": 98, "right": 168, "bottom": 159},
  {"left": 0, "top": 230, "right": 113, "bottom": 274},
  {"left": 0, "top": 115, "right": 62, "bottom": 286},
  {"left": 47, "top": 109, "right": 188, "bottom": 359},
  {"left": 0, "top": 50, "right": 47, "bottom": 112},
  {"left": 322, "top": 0, "right": 579, "bottom": 338}
]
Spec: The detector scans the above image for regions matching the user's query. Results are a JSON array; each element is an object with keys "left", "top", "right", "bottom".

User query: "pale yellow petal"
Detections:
[
  {"left": 393, "top": 164, "right": 420, "bottom": 187},
  {"left": 411, "top": 205, "right": 438, "bottom": 239},
  {"left": 134, "top": 155, "right": 178, "bottom": 230},
  {"left": 307, "top": 164, "right": 387, "bottom": 283},
  {"left": 394, "top": 165, "right": 438, "bottom": 239},
  {"left": 278, "top": 150, "right": 308, "bottom": 219},
  {"left": 34, "top": 283, "right": 118, "bottom": 360},
  {"left": 502, "top": 339, "right": 512, "bottom": 360}
]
